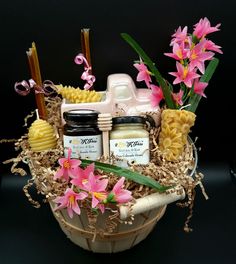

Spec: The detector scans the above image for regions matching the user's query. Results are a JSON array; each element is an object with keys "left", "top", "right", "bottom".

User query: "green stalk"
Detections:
[
  {"left": 121, "top": 33, "right": 176, "bottom": 109},
  {"left": 81, "top": 159, "right": 171, "bottom": 192},
  {"left": 187, "top": 58, "right": 219, "bottom": 113}
]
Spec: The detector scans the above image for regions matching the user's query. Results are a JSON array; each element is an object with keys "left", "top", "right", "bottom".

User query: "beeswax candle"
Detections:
[
  {"left": 158, "top": 109, "right": 196, "bottom": 161},
  {"left": 28, "top": 119, "right": 57, "bottom": 152},
  {"left": 27, "top": 42, "right": 47, "bottom": 120}
]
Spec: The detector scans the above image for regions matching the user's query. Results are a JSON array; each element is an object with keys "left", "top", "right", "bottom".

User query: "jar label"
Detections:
[
  {"left": 63, "top": 135, "right": 102, "bottom": 160},
  {"left": 109, "top": 138, "right": 149, "bottom": 164}
]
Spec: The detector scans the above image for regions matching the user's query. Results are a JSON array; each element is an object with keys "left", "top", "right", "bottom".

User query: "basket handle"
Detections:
[{"left": 119, "top": 188, "right": 185, "bottom": 220}]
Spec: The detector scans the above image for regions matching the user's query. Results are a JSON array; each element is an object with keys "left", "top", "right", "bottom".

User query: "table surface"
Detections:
[{"left": 0, "top": 161, "right": 235, "bottom": 264}]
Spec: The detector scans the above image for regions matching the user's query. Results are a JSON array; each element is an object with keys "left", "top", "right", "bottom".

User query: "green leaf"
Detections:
[
  {"left": 121, "top": 33, "right": 176, "bottom": 109},
  {"left": 81, "top": 159, "right": 170, "bottom": 192},
  {"left": 187, "top": 58, "right": 219, "bottom": 113}
]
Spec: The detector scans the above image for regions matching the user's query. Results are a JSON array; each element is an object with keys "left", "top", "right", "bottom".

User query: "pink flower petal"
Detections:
[
  {"left": 72, "top": 203, "right": 81, "bottom": 216},
  {"left": 92, "top": 195, "right": 99, "bottom": 208},
  {"left": 67, "top": 207, "right": 74, "bottom": 218},
  {"left": 115, "top": 190, "right": 132, "bottom": 203},
  {"left": 95, "top": 179, "right": 108, "bottom": 192},
  {"left": 53, "top": 168, "right": 64, "bottom": 180},
  {"left": 113, "top": 177, "right": 125, "bottom": 194},
  {"left": 98, "top": 204, "right": 105, "bottom": 214}
]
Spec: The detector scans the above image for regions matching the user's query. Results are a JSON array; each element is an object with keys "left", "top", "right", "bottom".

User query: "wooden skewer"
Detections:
[{"left": 26, "top": 42, "right": 47, "bottom": 120}]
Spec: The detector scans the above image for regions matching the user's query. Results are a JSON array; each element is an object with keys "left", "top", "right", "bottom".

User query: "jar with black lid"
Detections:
[{"left": 63, "top": 109, "right": 102, "bottom": 159}]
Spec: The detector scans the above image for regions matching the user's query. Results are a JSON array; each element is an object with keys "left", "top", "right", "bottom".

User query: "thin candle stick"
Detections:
[
  {"left": 26, "top": 42, "right": 47, "bottom": 120},
  {"left": 81, "top": 28, "right": 92, "bottom": 67}
]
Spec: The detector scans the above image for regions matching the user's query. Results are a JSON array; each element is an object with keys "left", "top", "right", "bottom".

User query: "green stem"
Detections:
[
  {"left": 121, "top": 33, "right": 176, "bottom": 109},
  {"left": 187, "top": 58, "right": 219, "bottom": 113}
]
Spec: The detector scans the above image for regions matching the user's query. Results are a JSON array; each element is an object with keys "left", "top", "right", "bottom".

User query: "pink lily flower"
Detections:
[
  {"left": 170, "top": 26, "right": 188, "bottom": 46},
  {"left": 189, "top": 41, "right": 215, "bottom": 74},
  {"left": 164, "top": 43, "right": 188, "bottom": 61},
  {"left": 203, "top": 39, "right": 223, "bottom": 54},
  {"left": 110, "top": 177, "right": 132, "bottom": 204},
  {"left": 134, "top": 62, "right": 152, "bottom": 87},
  {"left": 70, "top": 163, "right": 96, "bottom": 189},
  {"left": 193, "top": 78, "right": 208, "bottom": 97},
  {"left": 53, "top": 188, "right": 88, "bottom": 218},
  {"left": 172, "top": 90, "right": 184, "bottom": 106},
  {"left": 193, "top": 17, "right": 221, "bottom": 39},
  {"left": 54, "top": 148, "right": 81, "bottom": 181},
  {"left": 150, "top": 84, "right": 164, "bottom": 107},
  {"left": 82, "top": 172, "right": 108, "bottom": 213},
  {"left": 169, "top": 62, "right": 200, "bottom": 88}
]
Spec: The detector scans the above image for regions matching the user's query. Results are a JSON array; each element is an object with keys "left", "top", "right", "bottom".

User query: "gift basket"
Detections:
[{"left": 2, "top": 18, "right": 222, "bottom": 253}]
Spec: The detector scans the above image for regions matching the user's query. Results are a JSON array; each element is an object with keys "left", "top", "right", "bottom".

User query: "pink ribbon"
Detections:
[
  {"left": 74, "top": 53, "right": 96, "bottom": 90},
  {"left": 14, "top": 79, "right": 55, "bottom": 96}
]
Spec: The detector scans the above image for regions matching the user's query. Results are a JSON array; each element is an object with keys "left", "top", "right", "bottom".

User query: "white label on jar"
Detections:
[
  {"left": 109, "top": 137, "right": 149, "bottom": 164},
  {"left": 63, "top": 135, "right": 102, "bottom": 160}
]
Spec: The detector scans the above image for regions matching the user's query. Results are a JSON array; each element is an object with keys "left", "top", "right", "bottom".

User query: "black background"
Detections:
[
  {"left": 0, "top": 0, "right": 235, "bottom": 164},
  {"left": 0, "top": 1, "right": 235, "bottom": 263}
]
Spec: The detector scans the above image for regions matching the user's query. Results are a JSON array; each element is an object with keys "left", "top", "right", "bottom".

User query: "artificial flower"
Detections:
[
  {"left": 169, "top": 62, "right": 200, "bottom": 88},
  {"left": 150, "top": 84, "right": 164, "bottom": 107},
  {"left": 189, "top": 40, "right": 215, "bottom": 74},
  {"left": 203, "top": 39, "right": 223, "bottom": 54},
  {"left": 193, "top": 78, "right": 208, "bottom": 98},
  {"left": 134, "top": 62, "right": 152, "bottom": 87},
  {"left": 70, "top": 163, "right": 96, "bottom": 188},
  {"left": 170, "top": 26, "right": 188, "bottom": 46},
  {"left": 109, "top": 177, "right": 132, "bottom": 204},
  {"left": 164, "top": 43, "right": 188, "bottom": 61},
  {"left": 172, "top": 90, "right": 184, "bottom": 106},
  {"left": 82, "top": 172, "right": 108, "bottom": 213},
  {"left": 53, "top": 188, "right": 87, "bottom": 218},
  {"left": 193, "top": 17, "right": 221, "bottom": 39},
  {"left": 54, "top": 148, "right": 81, "bottom": 181}
]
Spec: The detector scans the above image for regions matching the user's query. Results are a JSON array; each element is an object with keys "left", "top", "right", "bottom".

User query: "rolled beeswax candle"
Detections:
[{"left": 28, "top": 119, "right": 57, "bottom": 151}]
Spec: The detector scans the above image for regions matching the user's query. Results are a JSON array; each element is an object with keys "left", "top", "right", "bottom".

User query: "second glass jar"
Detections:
[{"left": 109, "top": 116, "right": 150, "bottom": 164}]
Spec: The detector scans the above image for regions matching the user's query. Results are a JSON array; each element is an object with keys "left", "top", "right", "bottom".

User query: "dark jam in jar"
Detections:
[{"left": 63, "top": 109, "right": 102, "bottom": 159}]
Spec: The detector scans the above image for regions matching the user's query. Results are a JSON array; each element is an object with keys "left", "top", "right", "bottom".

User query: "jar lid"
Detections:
[
  {"left": 63, "top": 109, "right": 100, "bottom": 123},
  {"left": 112, "top": 116, "right": 145, "bottom": 125}
]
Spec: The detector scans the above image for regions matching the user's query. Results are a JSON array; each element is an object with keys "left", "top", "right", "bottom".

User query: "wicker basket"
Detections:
[{"left": 49, "top": 201, "right": 167, "bottom": 253}]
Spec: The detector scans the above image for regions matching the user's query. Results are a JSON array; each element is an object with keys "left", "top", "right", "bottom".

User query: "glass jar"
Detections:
[
  {"left": 63, "top": 109, "right": 102, "bottom": 159},
  {"left": 109, "top": 116, "right": 149, "bottom": 164}
]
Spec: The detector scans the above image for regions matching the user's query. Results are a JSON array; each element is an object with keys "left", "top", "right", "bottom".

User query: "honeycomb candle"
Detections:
[{"left": 28, "top": 112, "right": 57, "bottom": 151}]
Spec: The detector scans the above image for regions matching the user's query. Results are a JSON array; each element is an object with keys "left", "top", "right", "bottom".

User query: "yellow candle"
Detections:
[
  {"left": 28, "top": 119, "right": 57, "bottom": 151},
  {"left": 56, "top": 84, "right": 102, "bottom": 103},
  {"left": 158, "top": 109, "right": 196, "bottom": 161}
]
